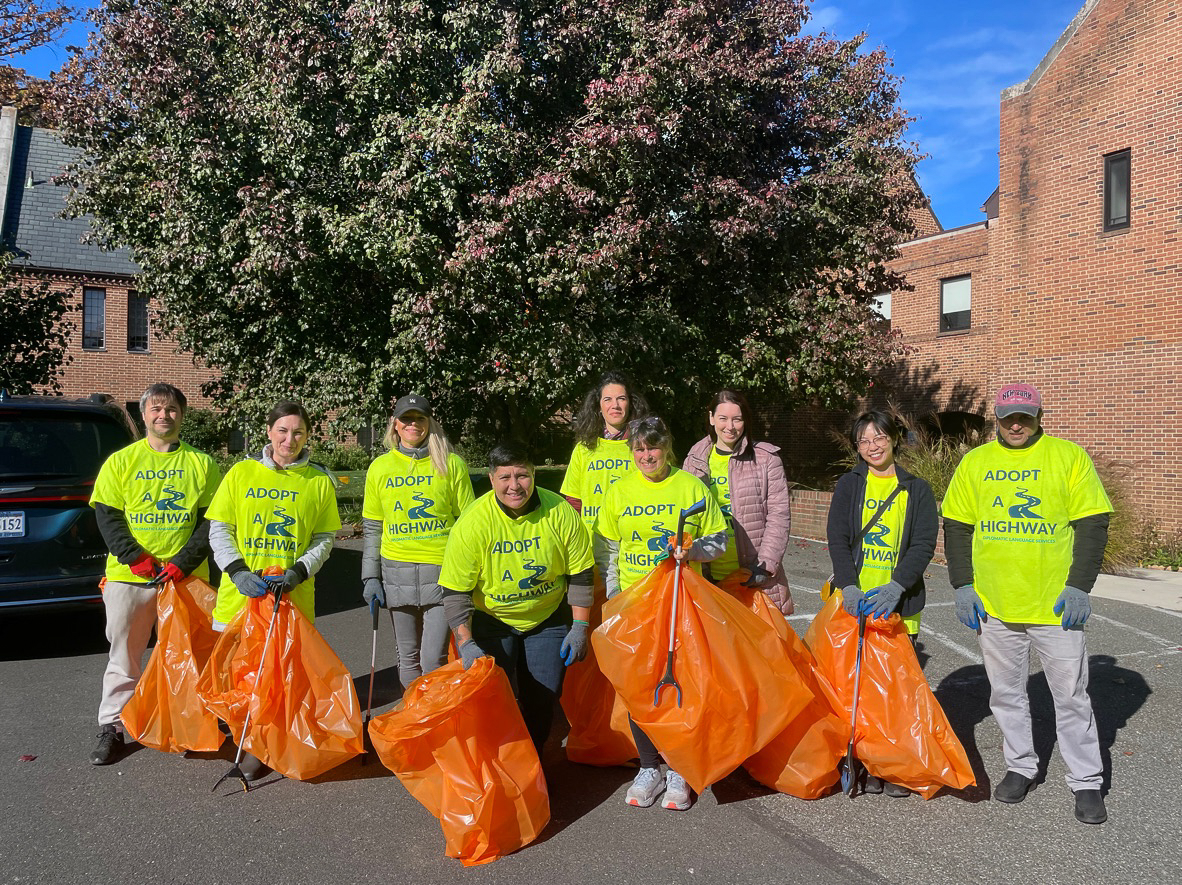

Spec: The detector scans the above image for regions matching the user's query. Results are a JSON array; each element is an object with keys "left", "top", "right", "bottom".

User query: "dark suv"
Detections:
[{"left": 0, "top": 393, "right": 138, "bottom": 610}]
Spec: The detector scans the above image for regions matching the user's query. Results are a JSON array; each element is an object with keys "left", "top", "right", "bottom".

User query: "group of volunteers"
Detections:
[{"left": 89, "top": 374, "right": 1113, "bottom": 825}]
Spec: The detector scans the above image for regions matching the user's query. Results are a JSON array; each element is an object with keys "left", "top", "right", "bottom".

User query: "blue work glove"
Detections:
[
  {"left": 955, "top": 585, "right": 987, "bottom": 629},
  {"left": 840, "top": 585, "right": 863, "bottom": 617},
  {"left": 862, "top": 581, "right": 905, "bottom": 620},
  {"left": 458, "top": 639, "right": 488, "bottom": 671},
  {"left": 1053, "top": 586, "right": 1091, "bottom": 628},
  {"left": 233, "top": 571, "right": 269, "bottom": 598},
  {"left": 362, "top": 577, "right": 386, "bottom": 607},
  {"left": 742, "top": 564, "right": 771, "bottom": 587},
  {"left": 560, "top": 621, "right": 589, "bottom": 666}
]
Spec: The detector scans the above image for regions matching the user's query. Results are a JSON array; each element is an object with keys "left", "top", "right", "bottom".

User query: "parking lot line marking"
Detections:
[
  {"left": 789, "top": 584, "right": 821, "bottom": 596},
  {"left": 920, "top": 627, "right": 983, "bottom": 664},
  {"left": 1088, "top": 614, "right": 1175, "bottom": 647}
]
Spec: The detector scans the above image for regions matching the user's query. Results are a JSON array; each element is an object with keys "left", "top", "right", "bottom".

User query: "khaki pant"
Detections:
[
  {"left": 978, "top": 616, "right": 1102, "bottom": 791},
  {"left": 97, "top": 580, "right": 158, "bottom": 728}
]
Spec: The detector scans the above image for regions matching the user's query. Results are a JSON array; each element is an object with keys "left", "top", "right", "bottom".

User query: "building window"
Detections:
[
  {"left": 940, "top": 276, "right": 971, "bottom": 333},
  {"left": 127, "top": 291, "right": 150, "bottom": 352},
  {"left": 82, "top": 287, "right": 106, "bottom": 349},
  {"left": 1104, "top": 148, "right": 1130, "bottom": 231},
  {"left": 871, "top": 293, "right": 891, "bottom": 328}
]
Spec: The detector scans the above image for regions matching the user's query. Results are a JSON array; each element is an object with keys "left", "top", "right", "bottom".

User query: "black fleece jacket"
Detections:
[{"left": 827, "top": 461, "right": 939, "bottom": 618}]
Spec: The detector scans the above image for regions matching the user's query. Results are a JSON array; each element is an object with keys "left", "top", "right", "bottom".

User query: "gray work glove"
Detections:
[
  {"left": 955, "top": 585, "right": 986, "bottom": 629},
  {"left": 742, "top": 564, "right": 771, "bottom": 587},
  {"left": 560, "top": 621, "right": 589, "bottom": 666},
  {"left": 280, "top": 567, "right": 303, "bottom": 592},
  {"left": 233, "top": 571, "right": 269, "bottom": 598},
  {"left": 606, "top": 582, "right": 622, "bottom": 600},
  {"left": 840, "top": 585, "right": 864, "bottom": 617},
  {"left": 458, "top": 639, "right": 488, "bottom": 671},
  {"left": 362, "top": 577, "right": 386, "bottom": 608},
  {"left": 862, "top": 581, "right": 905, "bottom": 620},
  {"left": 1053, "top": 585, "right": 1091, "bottom": 628}
]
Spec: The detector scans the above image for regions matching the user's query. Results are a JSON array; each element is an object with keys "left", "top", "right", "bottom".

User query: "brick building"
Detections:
[
  {"left": 1, "top": 105, "right": 217, "bottom": 423},
  {"left": 859, "top": 0, "right": 1182, "bottom": 533}
]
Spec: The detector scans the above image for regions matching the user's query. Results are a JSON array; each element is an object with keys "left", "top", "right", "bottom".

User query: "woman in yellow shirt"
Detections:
[
  {"left": 825, "top": 410, "right": 938, "bottom": 798},
  {"left": 595, "top": 416, "right": 728, "bottom": 812},
  {"left": 361, "top": 394, "right": 475, "bottom": 689}
]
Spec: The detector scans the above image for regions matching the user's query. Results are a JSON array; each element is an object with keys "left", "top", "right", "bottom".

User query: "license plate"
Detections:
[{"left": 0, "top": 511, "right": 25, "bottom": 538}]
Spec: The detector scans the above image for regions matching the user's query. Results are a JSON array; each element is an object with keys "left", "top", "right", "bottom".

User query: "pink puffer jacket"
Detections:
[{"left": 683, "top": 435, "right": 793, "bottom": 614}]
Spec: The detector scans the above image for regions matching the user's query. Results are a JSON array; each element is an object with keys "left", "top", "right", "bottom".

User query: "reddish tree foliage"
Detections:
[{"left": 53, "top": 0, "right": 920, "bottom": 442}]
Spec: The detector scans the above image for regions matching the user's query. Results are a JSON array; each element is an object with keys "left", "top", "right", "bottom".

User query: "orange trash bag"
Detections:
[
  {"left": 196, "top": 594, "right": 363, "bottom": 781},
  {"left": 120, "top": 576, "right": 223, "bottom": 753},
  {"left": 592, "top": 559, "right": 812, "bottom": 793},
  {"left": 804, "top": 594, "right": 976, "bottom": 799},
  {"left": 368, "top": 657, "right": 549, "bottom": 866},
  {"left": 715, "top": 572, "right": 846, "bottom": 799},
  {"left": 561, "top": 580, "right": 636, "bottom": 766}
]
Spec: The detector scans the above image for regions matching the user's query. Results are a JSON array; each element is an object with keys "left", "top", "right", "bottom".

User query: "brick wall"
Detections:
[
  {"left": 35, "top": 274, "right": 220, "bottom": 415},
  {"left": 873, "top": 0, "right": 1182, "bottom": 533}
]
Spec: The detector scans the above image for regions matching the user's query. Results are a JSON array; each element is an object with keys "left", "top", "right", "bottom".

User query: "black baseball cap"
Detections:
[{"left": 392, "top": 394, "right": 431, "bottom": 419}]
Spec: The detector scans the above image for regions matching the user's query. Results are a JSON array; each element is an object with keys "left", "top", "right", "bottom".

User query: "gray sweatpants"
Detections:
[
  {"left": 97, "top": 580, "right": 158, "bottom": 728},
  {"left": 978, "top": 616, "right": 1102, "bottom": 791}
]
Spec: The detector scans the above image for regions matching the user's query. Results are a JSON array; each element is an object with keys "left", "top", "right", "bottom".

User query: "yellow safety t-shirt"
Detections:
[
  {"left": 857, "top": 472, "right": 908, "bottom": 592},
  {"left": 943, "top": 435, "right": 1112, "bottom": 624},
  {"left": 362, "top": 450, "right": 474, "bottom": 564},
  {"left": 559, "top": 438, "right": 635, "bottom": 535},
  {"left": 206, "top": 458, "right": 341, "bottom": 624},
  {"left": 439, "top": 488, "right": 594, "bottom": 632},
  {"left": 596, "top": 467, "right": 728, "bottom": 592},
  {"left": 706, "top": 447, "right": 740, "bottom": 581},
  {"left": 90, "top": 439, "right": 221, "bottom": 583}
]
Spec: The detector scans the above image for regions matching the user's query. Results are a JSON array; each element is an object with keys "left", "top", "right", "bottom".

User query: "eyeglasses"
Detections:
[{"left": 856, "top": 434, "right": 889, "bottom": 450}]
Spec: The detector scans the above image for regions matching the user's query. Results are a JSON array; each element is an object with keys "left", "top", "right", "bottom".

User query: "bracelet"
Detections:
[{"left": 572, "top": 618, "right": 590, "bottom": 627}]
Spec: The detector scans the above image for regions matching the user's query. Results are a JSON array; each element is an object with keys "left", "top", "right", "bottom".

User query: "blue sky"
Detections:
[{"left": 14, "top": 0, "right": 1087, "bottom": 229}]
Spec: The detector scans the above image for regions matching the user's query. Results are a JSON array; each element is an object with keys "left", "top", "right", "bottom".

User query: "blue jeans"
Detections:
[{"left": 472, "top": 603, "right": 570, "bottom": 751}]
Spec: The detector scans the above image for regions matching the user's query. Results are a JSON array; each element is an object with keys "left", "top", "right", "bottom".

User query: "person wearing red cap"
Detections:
[{"left": 943, "top": 383, "right": 1112, "bottom": 824}]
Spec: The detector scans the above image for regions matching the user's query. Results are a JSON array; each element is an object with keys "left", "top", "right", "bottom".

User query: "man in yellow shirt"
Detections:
[
  {"left": 440, "top": 442, "right": 594, "bottom": 753},
  {"left": 89, "top": 383, "right": 221, "bottom": 765},
  {"left": 944, "top": 384, "right": 1111, "bottom": 824}
]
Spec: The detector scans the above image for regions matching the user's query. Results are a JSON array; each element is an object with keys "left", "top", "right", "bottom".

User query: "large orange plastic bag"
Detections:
[
  {"left": 368, "top": 658, "right": 549, "bottom": 866},
  {"left": 120, "top": 577, "right": 223, "bottom": 753},
  {"left": 561, "top": 580, "right": 636, "bottom": 766},
  {"left": 715, "top": 573, "right": 846, "bottom": 799},
  {"left": 592, "top": 559, "right": 812, "bottom": 793},
  {"left": 804, "top": 594, "right": 976, "bottom": 799},
  {"left": 197, "top": 594, "right": 363, "bottom": 781}
]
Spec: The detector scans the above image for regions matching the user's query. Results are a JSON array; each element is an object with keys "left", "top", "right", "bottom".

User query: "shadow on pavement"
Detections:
[
  {"left": 937, "top": 653, "right": 1152, "bottom": 799},
  {"left": 0, "top": 603, "right": 109, "bottom": 660}
]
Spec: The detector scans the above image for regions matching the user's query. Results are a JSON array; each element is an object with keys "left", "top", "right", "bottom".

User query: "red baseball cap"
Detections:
[{"left": 994, "top": 383, "right": 1042, "bottom": 418}]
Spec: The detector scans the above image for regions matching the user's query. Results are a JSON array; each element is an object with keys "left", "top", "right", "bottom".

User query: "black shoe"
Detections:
[
  {"left": 1074, "top": 789, "right": 1107, "bottom": 824},
  {"left": 863, "top": 774, "right": 884, "bottom": 794},
  {"left": 239, "top": 752, "right": 270, "bottom": 783},
  {"left": 993, "top": 771, "right": 1036, "bottom": 803},
  {"left": 90, "top": 725, "right": 125, "bottom": 766},
  {"left": 884, "top": 781, "right": 911, "bottom": 798}
]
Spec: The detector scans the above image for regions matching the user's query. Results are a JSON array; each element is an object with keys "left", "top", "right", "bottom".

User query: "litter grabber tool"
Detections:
[
  {"left": 361, "top": 596, "right": 381, "bottom": 766},
  {"left": 840, "top": 609, "right": 869, "bottom": 798},
  {"left": 654, "top": 498, "right": 707, "bottom": 708},
  {"left": 212, "top": 568, "right": 286, "bottom": 794}
]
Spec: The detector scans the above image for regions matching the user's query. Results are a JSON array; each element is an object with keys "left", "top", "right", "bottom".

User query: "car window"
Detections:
[{"left": 0, "top": 410, "right": 132, "bottom": 480}]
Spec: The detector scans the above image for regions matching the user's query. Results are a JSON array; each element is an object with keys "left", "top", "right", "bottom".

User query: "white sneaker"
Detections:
[
  {"left": 625, "top": 766, "right": 665, "bottom": 807},
  {"left": 662, "top": 769, "right": 693, "bottom": 810}
]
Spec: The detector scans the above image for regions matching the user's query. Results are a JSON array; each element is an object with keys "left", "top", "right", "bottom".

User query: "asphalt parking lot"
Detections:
[{"left": 2, "top": 538, "right": 1178, "bottom": 885}]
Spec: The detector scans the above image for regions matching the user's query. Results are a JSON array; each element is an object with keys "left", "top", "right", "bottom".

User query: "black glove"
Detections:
[{"left": 742, "top": 564, "right": 771, "bottom": 587}]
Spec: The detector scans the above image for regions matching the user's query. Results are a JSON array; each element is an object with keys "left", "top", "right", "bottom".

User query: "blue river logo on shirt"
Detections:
[
  {"left": 647, "top": 523, "right": 675, "bottom": 553},
  {"left": 154, "top": 485, "right": 187, "bottom": 511},
  {"left": 1007, "top": 489, "right": 1043, "bottom": 519},
  {"left": 266, "top": 506, "right": 297, "bottom": 538},
  {"left": 406, "top": 492, "right": 436, "bottom": 520},
  {"left": 864, "top": 522, "right": 891, "bottom": 548},
  {"left": 517, "top": 559, "right": 548, "bottom": 589}
]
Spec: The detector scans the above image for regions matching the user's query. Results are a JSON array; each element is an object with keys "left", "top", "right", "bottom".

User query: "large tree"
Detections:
[
  {"left": 1, "top": 1, "right": 72, "bottom": 125},
  {"left": 52, "top": 0, "right": 919, "bottom": 442},
  {"left": 0, "top": 255, "right": 74, "bottom": 394}
]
